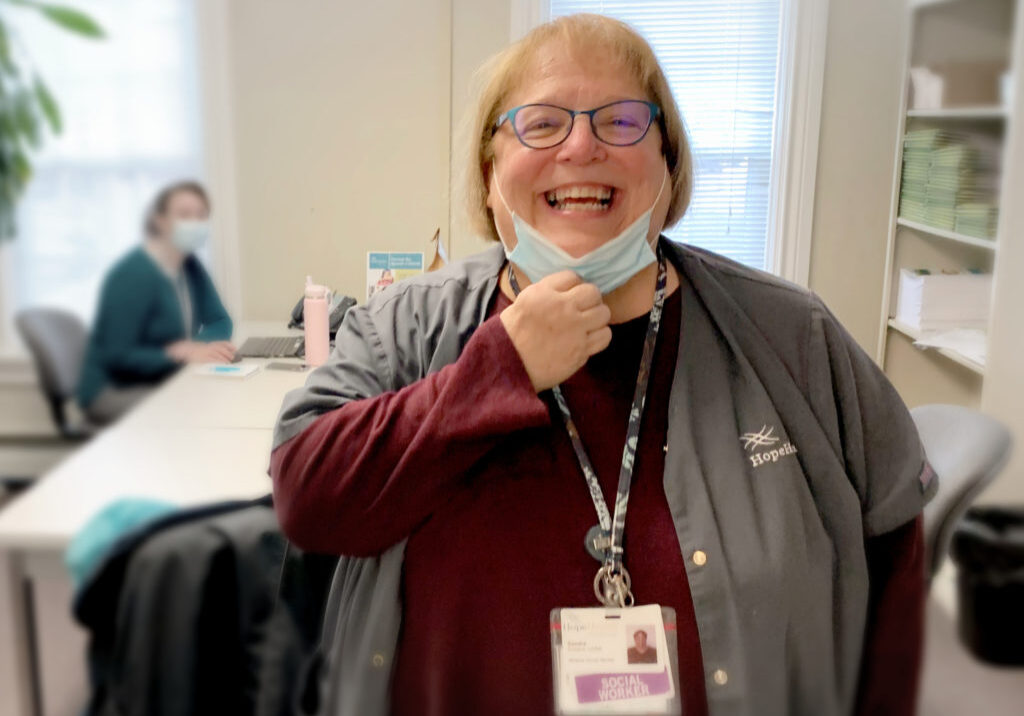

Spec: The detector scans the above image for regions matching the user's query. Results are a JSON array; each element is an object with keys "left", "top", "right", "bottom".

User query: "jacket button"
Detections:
[
  {"left": 712, "top": 669, "right": 728, "bottom": 686},
  {"left": 692, "top": 550, "right": 708, "bottom": 567},
  {"left": 371, "top": 652, "right": 386, "bottom": 668}
]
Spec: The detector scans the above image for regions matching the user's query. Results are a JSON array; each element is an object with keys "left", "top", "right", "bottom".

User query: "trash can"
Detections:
[{"left": 950, "top": 506, "right": 1024, "bottom": 666}]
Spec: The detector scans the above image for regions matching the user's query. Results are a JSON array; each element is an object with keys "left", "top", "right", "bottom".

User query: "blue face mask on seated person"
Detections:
[
  {"left": 492, "top": 167, "right": 668, "bottom": 295},
  {"left": 171, "top": 220, "right": 210, "bottom": 254}
]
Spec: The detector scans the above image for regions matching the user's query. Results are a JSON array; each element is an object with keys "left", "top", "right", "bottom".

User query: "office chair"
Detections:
[
  {"left": 15, "top": 307, "right": 95, "bottom": 440},
  {"left": 912, "top": 404, "right": 1013, "bottom": 578}
]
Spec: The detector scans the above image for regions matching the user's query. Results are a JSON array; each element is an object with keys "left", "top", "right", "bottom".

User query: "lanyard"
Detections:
[{"left": 508, "top": 249, "right": 668, "bottom": 607}]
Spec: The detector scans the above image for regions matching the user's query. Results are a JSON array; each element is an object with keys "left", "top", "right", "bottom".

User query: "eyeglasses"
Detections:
[{"left": 494, "top": 100, "right": 661, "bottom": 149}]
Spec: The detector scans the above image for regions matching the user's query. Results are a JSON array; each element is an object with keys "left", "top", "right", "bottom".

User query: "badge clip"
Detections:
[{"left": 595, "top": 564, "right": 635, "bottom": 608}]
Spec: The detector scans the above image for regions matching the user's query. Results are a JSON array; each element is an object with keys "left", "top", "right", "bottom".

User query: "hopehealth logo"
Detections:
[
  {"left": 740, "top": 425, "right": 780, "bottom": 451},
  {"left": 740, "top": 425, "right": 798, "bottom": 469}
]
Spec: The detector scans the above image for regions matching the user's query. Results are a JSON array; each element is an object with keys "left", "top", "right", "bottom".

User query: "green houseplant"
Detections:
[{"left": 0, "top": 0, "right": 103, "bottom": 241}]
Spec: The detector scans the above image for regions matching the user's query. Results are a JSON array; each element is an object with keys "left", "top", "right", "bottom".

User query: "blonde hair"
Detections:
[{"left": 458, "top": 13, "right": 693, "bottom": 243}]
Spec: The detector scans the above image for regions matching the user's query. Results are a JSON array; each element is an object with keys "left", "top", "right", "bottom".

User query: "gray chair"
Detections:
[
  {"left": 912, "top": 404, "right": 1013, "bottom": 578},
  {"left": 15, "top": 307, "right": 95, "bottom": 440}
]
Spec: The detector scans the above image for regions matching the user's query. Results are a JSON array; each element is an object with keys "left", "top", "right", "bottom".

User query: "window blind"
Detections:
[{"left": 549, "top": 0, "right": 782, "bottom": 270}]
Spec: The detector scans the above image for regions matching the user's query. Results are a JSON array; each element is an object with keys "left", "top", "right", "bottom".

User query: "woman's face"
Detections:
[
  {"left": 155, "top": 189, "right": 209, "bottom": 240},
  {"left": 487, "top": 47, "right": 670, "bottom": 259}
]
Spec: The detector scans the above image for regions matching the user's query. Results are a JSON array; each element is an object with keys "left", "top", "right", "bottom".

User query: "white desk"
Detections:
[
  {"left": 127, "top": 321, "right": 309, "bottom": 431},
  {"left": 0, "top": 321, "right": 310, "bottom": 716}
]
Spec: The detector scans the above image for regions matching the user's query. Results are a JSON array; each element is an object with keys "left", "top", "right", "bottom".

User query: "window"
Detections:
[
  {"left": 2, "top": 0, "right": 203, "bottom": 333},
  {"left": 548, "top": 0, "right": 782, "bottom": 271}
]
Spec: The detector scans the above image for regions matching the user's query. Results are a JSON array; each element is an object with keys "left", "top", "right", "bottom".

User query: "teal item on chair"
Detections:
[{"left": 66, "top": 498, "right": 179, "bottom": 590}]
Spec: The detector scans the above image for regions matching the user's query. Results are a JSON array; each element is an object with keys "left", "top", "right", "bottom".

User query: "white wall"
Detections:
[
  {"left": 979, "top": 1, "right": 1024, "bottom": 504},
  {"left": 806, "top": 0, "right": 908, "bottom": 349},
  {"left": 449, "top": 0, "right": 511, "bottom": 258},
  {"left": 220, "top": 0, "right": 454, "bottom": 320},
  {"left": 197, "top": 0, "right": 518, "bottom": 319}
]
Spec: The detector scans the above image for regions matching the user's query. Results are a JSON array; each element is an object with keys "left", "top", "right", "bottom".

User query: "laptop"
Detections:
[{"left": 237, "top": 335, "right": 305, "bottom": 358}]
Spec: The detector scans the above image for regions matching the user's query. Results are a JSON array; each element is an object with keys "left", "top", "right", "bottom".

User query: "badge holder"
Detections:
[{"left": 550, "top": 606, "right": 682, "bottom": 715}]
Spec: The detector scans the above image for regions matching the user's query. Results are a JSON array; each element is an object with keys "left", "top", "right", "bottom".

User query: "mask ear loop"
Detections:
[
  {"left": 645, "top": 165, "right": 670, "bottom": 247},
  {"left": 489, "top": 164, "right": 518, "bottom": 255},
  {"left": 654, "top": 165, "right": 669, "bottom": 205},
  {"left": 651, "top": 165, "right": 669, "bottom": 217},
  {"left": 491, "top": 166, "right": 513, "bottom": 216}
]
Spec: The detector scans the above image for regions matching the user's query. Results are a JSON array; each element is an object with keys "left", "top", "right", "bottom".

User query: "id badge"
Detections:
[{"left": 550, "top": 604, "right": 681, "bottom": 715}]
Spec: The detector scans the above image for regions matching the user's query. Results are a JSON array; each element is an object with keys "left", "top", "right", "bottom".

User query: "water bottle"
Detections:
[{"left": 303, "top": 275, "right": 330, "bottom": 367}]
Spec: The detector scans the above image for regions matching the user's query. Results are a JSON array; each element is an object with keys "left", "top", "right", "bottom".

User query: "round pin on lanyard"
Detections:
[{"left": 508, "top": 248, "right": 668, "bottom": 609}]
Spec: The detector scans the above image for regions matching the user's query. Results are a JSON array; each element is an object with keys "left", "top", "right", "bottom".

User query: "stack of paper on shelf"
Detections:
[
  {"left": 896, "top": 268, "right": 992, "bottom": 331},
  {"left": 955, "top": 202, "right": 1000, "bottom": 239},
  {"left": 898, "top": 129, "right": 1001, "bottom": 237}
]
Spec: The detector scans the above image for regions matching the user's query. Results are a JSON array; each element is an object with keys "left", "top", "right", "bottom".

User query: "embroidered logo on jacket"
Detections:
[
  {"left": 740, "top": 425, "right": 798, "bottom": 468},
  {"left": 740, "top": 425, "right": 779, "bottom": 450}
]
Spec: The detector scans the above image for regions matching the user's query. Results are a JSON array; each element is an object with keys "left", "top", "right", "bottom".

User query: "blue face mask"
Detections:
[
  {"left": 171, "top": 220, "right": 210, "bottom": 253},
  {"left": 493, "top": 168, "right": 667, "bottom": 294}
]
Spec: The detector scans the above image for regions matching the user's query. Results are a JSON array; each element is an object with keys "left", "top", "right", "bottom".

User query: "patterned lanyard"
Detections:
[{"left": 508, "top": 249, "right": 668, "bottom": 607}]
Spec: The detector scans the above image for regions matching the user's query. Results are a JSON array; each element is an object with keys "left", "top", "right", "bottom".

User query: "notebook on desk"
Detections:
[
  {"left": 194, "top": 363, "right": 262, "bottom": 378},
  {"left": 237, "top": 336, "right": 305, "bottom": 358}
]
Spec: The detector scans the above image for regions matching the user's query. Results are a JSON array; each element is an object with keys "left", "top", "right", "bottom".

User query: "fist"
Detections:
[{"left": 500, "top": 271, "right": 612, "bottom": 392}]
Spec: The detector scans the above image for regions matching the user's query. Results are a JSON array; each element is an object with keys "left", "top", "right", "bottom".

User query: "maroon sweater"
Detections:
[{"left": 271, "top": 287, "right": 925, "bottom": 716}]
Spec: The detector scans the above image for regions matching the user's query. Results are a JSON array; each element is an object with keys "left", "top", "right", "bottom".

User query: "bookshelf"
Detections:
[
  {"left": 887, "top": 318, "right": 986, "bottom": 374},
  {"left": 905, "top": 106, "right": 1006, "bottom": 119},
  {"left": 895, "top": 217, "right": 999, "bottom": 250},
  {"left": 877, "top": 0, "right": 1020, "bottom": 410}
]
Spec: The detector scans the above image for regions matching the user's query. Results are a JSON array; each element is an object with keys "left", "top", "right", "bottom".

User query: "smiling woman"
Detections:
[
  {"left": 271, "top": 13, "right": 933, "bottom": 716},
  {"left": 462, "top": 16, "right": 692, "bottom": 256}
]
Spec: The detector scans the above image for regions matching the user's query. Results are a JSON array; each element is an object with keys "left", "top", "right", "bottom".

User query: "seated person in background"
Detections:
[{"left": 77, "top": 180, "right": 235, "bottom": 425}]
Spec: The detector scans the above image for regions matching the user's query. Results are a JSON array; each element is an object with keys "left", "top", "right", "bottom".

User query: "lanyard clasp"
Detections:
[{"left": 594, "top": 564, "right": 635, "bottom": 608}]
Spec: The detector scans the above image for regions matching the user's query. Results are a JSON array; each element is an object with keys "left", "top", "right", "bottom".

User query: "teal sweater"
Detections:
[{"left": 77, "top": 247, "right": 233, "bottom": 407}]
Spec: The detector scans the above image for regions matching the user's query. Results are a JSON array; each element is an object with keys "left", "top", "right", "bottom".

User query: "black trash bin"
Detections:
[{"left": 950, "top": 506, "right": 1024, "bottom": 666}]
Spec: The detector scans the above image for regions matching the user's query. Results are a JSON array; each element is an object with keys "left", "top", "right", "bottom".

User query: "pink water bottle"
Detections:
[{"left": 303, "top": 276, "right": 330, "bottom": 367}]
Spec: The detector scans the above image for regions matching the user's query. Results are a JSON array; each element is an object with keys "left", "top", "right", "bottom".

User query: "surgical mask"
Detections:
[
  {"left": 493, "top": 168, "right": 667, "bottom": 294},
  {"left": 170, "top": 220, "right": 210, "bottom": 253}
]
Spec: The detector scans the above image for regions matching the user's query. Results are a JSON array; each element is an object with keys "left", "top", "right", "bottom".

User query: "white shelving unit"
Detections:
[
  {"left": 910, "top": 0, "right": 963, "bottom": 8},
  {"left": 894, "top": 217, "right": 999, "bottom": 249},
  {"left": 905, "top": 106, "right": 1007, "bottom": 119},
  {"left": 877, "top": 0, "right": 1020, "bottom": 408},
  {"left": 887, "top": 318, "right": 986, "bottom": 374}
]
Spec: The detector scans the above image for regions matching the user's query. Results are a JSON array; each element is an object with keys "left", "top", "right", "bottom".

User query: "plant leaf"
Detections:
[
  {"left": 33, "top": 76, "right": 60, "bottom": 132},
  {"left": 33, "top": 4, "right": 105, "bottom": 38},
  {"left": 0, "top": 20, "right": 16, "bottom": 74},
  {"left": 13, "top": 90, "right": 40, "bottom": 148},
  {"left": 12, "top": 148, "right": 31, "bottom": 183},
  {"left": 0, "top": 103, "right": 15, "bottom": 136}
]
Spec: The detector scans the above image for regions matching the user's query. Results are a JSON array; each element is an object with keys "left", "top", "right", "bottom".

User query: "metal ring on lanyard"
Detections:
[
  {"left": 508, "top": 248, "right": 668, "bottom": 609},
  {"left": 594, "top": 563, "right": 635, "bottom": 608}
]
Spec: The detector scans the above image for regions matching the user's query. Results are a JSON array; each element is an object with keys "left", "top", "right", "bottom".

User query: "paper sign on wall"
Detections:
[{"left": 367, "top": 252, "right": 424, "bottom": 301}]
